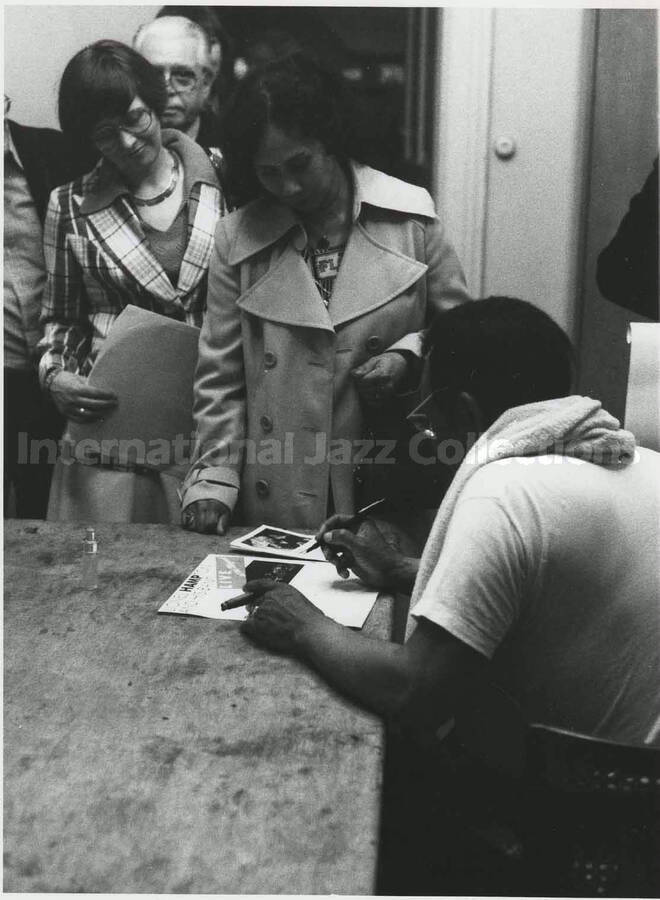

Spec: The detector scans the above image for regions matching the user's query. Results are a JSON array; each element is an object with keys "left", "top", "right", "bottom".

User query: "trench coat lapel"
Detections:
[
  {"left": 329, "top": 222, "right": 428, "bottom": 328},
  {"left": 85, "top": 197, "right": 179, "bottom": 305},
  {"left": 230, "top": 167, "right": 430, "bottom": 331},
  {"left": 236, "top": 242, "right": 334, "bottom": 332}
]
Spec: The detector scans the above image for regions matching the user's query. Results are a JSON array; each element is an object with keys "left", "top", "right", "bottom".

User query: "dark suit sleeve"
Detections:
[
  {"left": 596, "top": 158, "right": 659, "bottom": 321},
  {"left": 9, "top": 121, "right": 97, "bottom": 223}
]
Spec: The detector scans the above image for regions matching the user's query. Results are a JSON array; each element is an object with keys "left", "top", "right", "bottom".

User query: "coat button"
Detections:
[
  {"left": 264, "top": 351, "right": 277, "bottom": 368},
  {"left": 260, "top": 415, "right": 273, "bottom": 433},
  {"left": 366, "top": 335, "right": 382, "bottom": 352},
  {"left": 255, "top": 479, "right": 270, "bottom": 498}
]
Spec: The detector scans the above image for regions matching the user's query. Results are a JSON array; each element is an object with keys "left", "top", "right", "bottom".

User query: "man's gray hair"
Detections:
[{"left": 133, "top": 15, "right": 214, "bottom": 73}]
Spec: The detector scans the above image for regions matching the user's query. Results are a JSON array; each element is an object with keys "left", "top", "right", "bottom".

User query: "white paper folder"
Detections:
[{"left": 65, "top": 306, "right": 199, "bottom": 477}]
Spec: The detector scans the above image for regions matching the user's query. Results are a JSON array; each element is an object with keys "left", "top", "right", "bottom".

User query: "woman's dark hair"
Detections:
[
  {"left": 220, "top": 52, "right": 360, "bottom": 206},
  {"left": 58, "top": 40, "right": 167, "bottom": 152},
  {"left": 425, "top": 297, "right": 575, "bottom": 424}
]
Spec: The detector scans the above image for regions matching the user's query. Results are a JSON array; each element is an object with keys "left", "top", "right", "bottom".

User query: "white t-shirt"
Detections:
[{"left": 411, "top": 447, "right": 660, "bottom": 747}]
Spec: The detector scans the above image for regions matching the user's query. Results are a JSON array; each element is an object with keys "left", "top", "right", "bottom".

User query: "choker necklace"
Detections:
[{"left": 132, "top": 152, "right": 180, "bottom": 207}]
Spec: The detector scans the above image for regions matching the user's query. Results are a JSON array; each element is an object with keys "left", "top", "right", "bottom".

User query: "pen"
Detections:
[
  {"left": 220, "top": 591, "right": 255, "bottom": 612},
  {"left": 307, "top": 497, "right": 389, "bottom": 552}
]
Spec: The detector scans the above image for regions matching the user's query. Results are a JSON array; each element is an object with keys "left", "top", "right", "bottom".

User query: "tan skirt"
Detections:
[{"left": 47, "top": 459, "right": 183, "bottom": 525}]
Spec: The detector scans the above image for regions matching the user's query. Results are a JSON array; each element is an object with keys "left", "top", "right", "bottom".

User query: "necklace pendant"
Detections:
[{"left": 314, "top": 247, "right": 342, "bottom": 278}]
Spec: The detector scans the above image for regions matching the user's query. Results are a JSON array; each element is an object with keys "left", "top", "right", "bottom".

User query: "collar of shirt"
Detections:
[
  {"left": 4, "top": 121, "right": 23, "bottom": 170},
  {"left": 80, "top": 128, "right": 218, "bottom": 215},
  {"left": 349, "top": 161, "right": 436, "bottom": 222}
]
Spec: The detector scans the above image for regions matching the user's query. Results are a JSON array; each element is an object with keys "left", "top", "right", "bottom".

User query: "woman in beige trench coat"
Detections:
[{"left": 181, "top": 54, "right": 470, "bottom": 533}]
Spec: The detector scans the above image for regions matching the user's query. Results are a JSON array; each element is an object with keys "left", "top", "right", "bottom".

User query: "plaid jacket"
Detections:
[{"left": 38, "top": 130, "right": 227, "bottom": 384}]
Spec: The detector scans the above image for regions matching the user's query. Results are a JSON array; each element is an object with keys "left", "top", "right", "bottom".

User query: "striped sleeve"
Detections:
[{"left": 38, "top": 182, "right": 92, "bottom": 386}]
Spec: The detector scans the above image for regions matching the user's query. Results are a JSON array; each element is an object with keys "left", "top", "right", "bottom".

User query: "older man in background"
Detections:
[{"left": 133, "top": 15, "right": 220, "bottom": 153}]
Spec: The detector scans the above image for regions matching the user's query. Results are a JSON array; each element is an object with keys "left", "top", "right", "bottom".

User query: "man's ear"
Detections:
[
  {"left": 200, "top": 69, "right": 213, "bottom": 99},
  {"left": 209, "top": 43, "right": 221, "bottom": 75},
  {"left": 455, "top": 390, "right": 486, "bottom": 435}
]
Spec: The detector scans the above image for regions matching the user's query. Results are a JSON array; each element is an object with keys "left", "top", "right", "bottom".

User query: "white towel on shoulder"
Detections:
[{"left": 410, "top": 395, "right": 636, "bottom": 611}]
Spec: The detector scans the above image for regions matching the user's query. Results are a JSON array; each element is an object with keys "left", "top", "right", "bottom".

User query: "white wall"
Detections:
[
  {"left": 435, "top": 8, "right": 595, "bottom": 340},
  {"left": 4, "top": 5, "right": 155, "bottom": 129}
]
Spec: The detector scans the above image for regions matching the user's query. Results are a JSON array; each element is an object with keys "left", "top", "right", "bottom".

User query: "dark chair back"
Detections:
[{"left": 521, "top": 724, "right": 660, "bottom": 897}]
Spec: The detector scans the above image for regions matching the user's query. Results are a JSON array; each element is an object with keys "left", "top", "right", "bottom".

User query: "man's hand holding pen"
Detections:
[
  {"left": 315, "top": 515, "right": 396, "bottom": 586},
  {"left": 316, "top": 515, "right": 420, "bottom": 594},
  {"left": 235, "top": 498, "right": 422, "bottom": 655},
  {"left": 240, "top": 580, "right": 325, "bottom": 654}
]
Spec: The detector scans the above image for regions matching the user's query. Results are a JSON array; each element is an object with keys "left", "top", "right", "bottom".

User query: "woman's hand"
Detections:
[
  {"left": 240, "top": 579, "right": 325, "bottom": 655},
  {"left": 316, "top": 514, "right": 419, "bottom": 593},
  {"left": 181, "top": 499, "right": 231, "bottom": 534},
  {"left": 49, "top": 371, "right": 118, "bottom": 422},
  {"left": 351, "top": 351, "right": 409, "bottom": 408}
]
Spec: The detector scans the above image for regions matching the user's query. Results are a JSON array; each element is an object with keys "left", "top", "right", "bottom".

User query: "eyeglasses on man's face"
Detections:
[
  {"left": 157, "top": 66, "right": 203, "bottom": 94},
  {"left": 91, "top": 107, "right": 153, "bottom": 148},
  {"left": 406, "top": 389, "right": 444, "bottom": 443}
]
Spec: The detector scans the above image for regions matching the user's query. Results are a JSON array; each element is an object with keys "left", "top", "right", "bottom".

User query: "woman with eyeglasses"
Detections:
[
  {"left": 38, "top": 40, "right": 227, "bottom": 522},
  {"left": 181, "top": 54, "right": 470, "bottom": 534}
]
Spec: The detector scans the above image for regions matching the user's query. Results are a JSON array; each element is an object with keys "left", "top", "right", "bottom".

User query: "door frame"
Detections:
[{"left": 432, "top": 8, "right": 495, "bottom": 298}]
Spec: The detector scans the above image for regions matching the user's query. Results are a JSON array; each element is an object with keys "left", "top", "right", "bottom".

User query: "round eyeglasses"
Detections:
[
  {"left": 91, "top": 107, "right": 153, "bottom": 148},
  {"left": 157, "top": 66, "right": 202, "bottom": 94}
]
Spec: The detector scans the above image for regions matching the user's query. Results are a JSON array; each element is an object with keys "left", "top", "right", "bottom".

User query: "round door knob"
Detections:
[{"left": 494, "top": 136, "right": 517, "bottom": 160}]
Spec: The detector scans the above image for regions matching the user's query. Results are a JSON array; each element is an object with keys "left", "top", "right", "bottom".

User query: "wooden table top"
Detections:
[{"left": 4, "top": 520, "right": 393, "bottom": 894}]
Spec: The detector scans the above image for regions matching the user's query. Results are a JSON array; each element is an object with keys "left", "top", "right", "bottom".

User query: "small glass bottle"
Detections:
[{"left": 82, "top": 527, "right": 98, "bottom": 589}]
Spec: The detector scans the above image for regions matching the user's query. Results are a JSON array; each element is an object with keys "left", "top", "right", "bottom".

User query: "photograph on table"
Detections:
[
  {"left": 230, "top": 525, "right": 319, "bottom": 558},
  {"left": 245, "top": 559, "right": 304, "bottom": 584}
]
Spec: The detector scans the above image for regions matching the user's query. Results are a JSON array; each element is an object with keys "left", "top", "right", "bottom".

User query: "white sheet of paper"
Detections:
[
  {"left": 158, "top": 554, "right": 380, "bottom": 628},
  {"left": 625, "top": 323, "right": 660, "bottom": 450},
  {"left": 290, "top": 561, "right": 381, "bottom": 628}
]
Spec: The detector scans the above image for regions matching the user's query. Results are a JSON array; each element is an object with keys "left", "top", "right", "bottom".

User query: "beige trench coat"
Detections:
[{"left": 182, "top": 163, "right": 469, "bottom": 529}]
